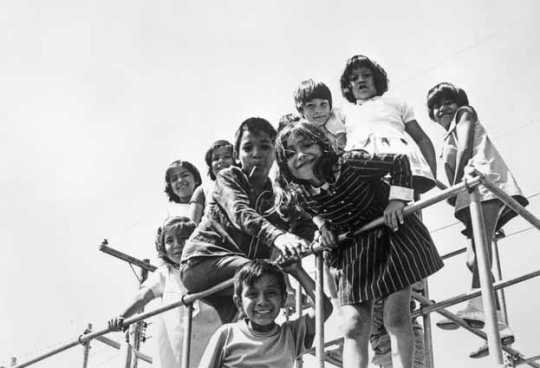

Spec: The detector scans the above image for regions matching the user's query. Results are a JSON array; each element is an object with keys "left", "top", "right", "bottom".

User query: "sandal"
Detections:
[
  {"left": 469, "top": 327, "right": 515, "bottom": 359},
  {"left": 436, "top": 308, "right": 485, "bottom": 330}
]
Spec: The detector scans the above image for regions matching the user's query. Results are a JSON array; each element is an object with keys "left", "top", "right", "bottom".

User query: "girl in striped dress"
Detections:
[{"left": 274, "top": 121, "right": 443, "bottom": 368}]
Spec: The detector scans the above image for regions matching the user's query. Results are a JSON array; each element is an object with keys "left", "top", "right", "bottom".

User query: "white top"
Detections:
[
  {"left": 345, "top": 95, "right": 414, "bottom": 150},
  {"left": 165, "top": 202, "right": 191, "bottom": 219},
  {"left": 147, "top": 265, "right": 221, "bottom": 368}
]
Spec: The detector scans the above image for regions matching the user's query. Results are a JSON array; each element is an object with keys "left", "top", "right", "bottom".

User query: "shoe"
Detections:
[
  {"left": 469, "top": 327, "right": 515, "bottom": 359},
  {"left": 436, "top": 308, "right": 485, "bottom": 330}
]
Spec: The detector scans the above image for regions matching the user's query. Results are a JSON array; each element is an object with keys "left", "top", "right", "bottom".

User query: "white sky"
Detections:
[{"left": 1, "top": 1, "right": 540, "bottom": 367}]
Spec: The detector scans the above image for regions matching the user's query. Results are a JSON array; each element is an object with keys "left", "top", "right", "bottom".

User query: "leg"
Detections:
[
  {"left": 370, "top": 299, "right": 392, "bottom": 367},
  {"left": 466, "top": 200, "right": 502, "bottom": 309},
  {"left": 180, "top": 255, "right": 250, "bottom": 323},
  {"left": 384, "top": 287, "right": 414, "bottom": 368},
  {"left": 341, "top": 302, "right": 372, "bottom": 368}
]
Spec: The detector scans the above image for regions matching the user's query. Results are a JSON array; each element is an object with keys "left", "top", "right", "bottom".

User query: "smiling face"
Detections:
[
  {"left": 210, "top": 145, "right": 234, "bottom": 177},
  {"left": 235, "top": 274, "right": 284, "bottom": 328},
  {"left": 237, "top": 130, "right": 275, "bottom": 182},
  {"left": 285, "top": 133, "right": 323, "bottom": 186},
  {"left": 302, "top": 98, "right": 331, "bottom": 127},
  {"left": 432, "top": 98, "right": 458, "bottom": 130},
  {"left": 163, "top": 229, "right": 185, "bottom": 265},
  {"left": 348, "top": 66, "right": 377, "bottom": 102},
  {"left": 168, "top": 167, "right": 197, "bottom": 202}
]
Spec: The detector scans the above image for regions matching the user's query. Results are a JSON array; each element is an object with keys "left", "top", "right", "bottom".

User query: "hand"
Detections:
[
  {"left": 278, "top": 256, "right": 302, "bottom": 275},
  {"left": 274, "top": 233, "right": 309, "bottom": 260},
  {"left": 383, "top": 200, "right": 405, "bottom": 232},
  {"left": 317, "top": 223, "right": 338, "bottom": 250},
  {"left": 108, "top": 316, "right": 127, "bottom": 332}
]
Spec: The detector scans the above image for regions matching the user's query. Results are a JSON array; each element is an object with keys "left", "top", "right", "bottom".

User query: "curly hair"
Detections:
[
  {"left": 155, "top": 216, "right": 197, "bottom": 266},
  {"left": 233, "top": 259, "right": 287, "bottom": 317},
  {"left": 340, "top": 55, "right": 389, "bottom": 104},
  {"left": 164, "top": 160, "right": 202, "bottom": 203},
  {"left": 204, "top": 140, "right": 234, "bottom": 180},
  {"left": 294, "top": 79, "right": 333, "bottom": 114},
  {"left": 426, "top": 82, "right": 470, "bottom": 121},
  {"left": 233, "top": 117, "right": 277, "bottom": 161}
]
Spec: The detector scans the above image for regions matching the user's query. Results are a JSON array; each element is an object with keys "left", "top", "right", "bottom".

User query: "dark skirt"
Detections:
[{"left": 333, "top": 215, "right": 443, "bottom": 305}]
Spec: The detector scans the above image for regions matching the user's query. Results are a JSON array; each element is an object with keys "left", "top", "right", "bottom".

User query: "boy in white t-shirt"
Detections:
[{"left": 198, "top": 259, "right": 332, "bottom": 368}]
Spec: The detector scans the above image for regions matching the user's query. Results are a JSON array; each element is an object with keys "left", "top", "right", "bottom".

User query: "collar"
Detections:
[{"left": 355, "top": 95, "right": 380, "bottom": 106}]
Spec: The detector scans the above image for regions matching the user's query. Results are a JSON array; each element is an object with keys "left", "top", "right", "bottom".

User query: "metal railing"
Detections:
[{"left": 10, "top": 172, "right": 540, "bottom": 368}]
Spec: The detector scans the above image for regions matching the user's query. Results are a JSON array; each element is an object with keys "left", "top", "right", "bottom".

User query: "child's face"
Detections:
[
  {"left": 164, "top": 229, "right": 185, "bottom": 265},
  {"left": 211, "top": 146, "right": 234, "bottom": 177},
  {"left": 432, "top": 98, "right": 458, "bottom": 130},
  {"left": 236, "top": 274, "right": 283, "bottom": 327},
  {"left": 348, "top": 66, "right": 377, "bottom": 101},
  {"left": 285, "top": 134, "right": 323, "bottom": 185},
  {"left": 302, "top": 98, "right": 331, "bottom": 127},
  {"left": 238, "top": 130, "right": 275, "bottom": 181},
  {"left": 169, "top": 167, "right": 197, "bottom": 202}
]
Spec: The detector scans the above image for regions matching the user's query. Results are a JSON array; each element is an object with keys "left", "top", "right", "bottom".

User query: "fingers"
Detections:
[{"left": 108, "top": 317, "right": 125, "bottom": 331}]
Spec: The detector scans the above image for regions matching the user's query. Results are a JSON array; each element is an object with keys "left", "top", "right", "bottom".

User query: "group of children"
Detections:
[{"left": 107, "top": 54, "right": 528, "bottom": 368}]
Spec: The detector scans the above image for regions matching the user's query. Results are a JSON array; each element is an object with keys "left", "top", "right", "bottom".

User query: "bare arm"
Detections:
[
  {"left": 283, "top": 262, "right": 333, "bottom": 324},
  {"left": 189, "top": 186, "right": 206, "bottom": 224},
  {"left": 453, "top": 108, "right": 477, "bottom": 184},
  {"left": 405, "top": 119, "right": 437, "bottom": 177},
  {"left": 108, "top": 287, "right": 156, "bottom": 330}
]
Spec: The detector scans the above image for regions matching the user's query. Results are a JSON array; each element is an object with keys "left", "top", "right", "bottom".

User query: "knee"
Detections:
[
  {"left": 340, "top": 308, "right": 370, "bottom": 339},
  {"left": 383, "top": 311, "right": 411, "bottom": 332}
]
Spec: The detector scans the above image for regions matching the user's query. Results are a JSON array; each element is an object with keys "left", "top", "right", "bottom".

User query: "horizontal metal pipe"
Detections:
[
  {"left": 309, "top": 176, "right": 481, "bottom": 253},
  {"left": 412, "top": 269, "right": 540, "bottom": 318},
  {"left": 414, "top": 293, "right": 540, "bottom": 368},
  {"left": 133, "top": 350, "right": 153, "bottom": 364},
  {"left": 480, "top": 178, "right": 540, "bottom": 231},
  {"left": 99, "top": 241, "right": 157, "bottom": 272},
  {"left": 95, "top": 335, "right": 121, "bottom": 349},
  {"left": 440, "top": 246, "right": 466, "bottom": 260}
]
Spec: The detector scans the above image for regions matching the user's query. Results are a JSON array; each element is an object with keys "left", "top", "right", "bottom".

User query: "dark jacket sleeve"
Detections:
[{"left": 214, "top": 167, "right": 285, "bottom": 246}]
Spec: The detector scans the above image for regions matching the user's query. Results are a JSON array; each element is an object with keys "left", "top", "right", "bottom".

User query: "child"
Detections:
[
  {"left": 108, "top": 217, "right": 221, "bottom": 368},
  {"left": 294, "top": 79, "right": 347, "bottom": 152},
  {"left": 340, "top": 54, "right": 437, "bottom": 194},
  {"left": 274, "top": 121, "right": 443, "bottom": 368},
  {"left": 180, "top": 117, "right": 314, "bottom": 324},
  {"left": 198, "top": 259, "right": 332, "bottom": 368},
  {"left": 427, "top": 82, "right": 528, "bottom": 358},
  {"left": 164, "top": 159, "right": 202, "bottom": 218},
  {"left": 190, "top": 140, "right": 235, "bottom": 223}
]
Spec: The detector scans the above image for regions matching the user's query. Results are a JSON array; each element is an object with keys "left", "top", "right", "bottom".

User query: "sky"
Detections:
[{"left": 1, "top": 0, "right": 540, "bottom": 367}]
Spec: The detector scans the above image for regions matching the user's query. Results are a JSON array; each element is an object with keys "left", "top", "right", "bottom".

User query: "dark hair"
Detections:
[
  {"left": 272, "top": 121, "right": 339, "bottom": 214},
  {"left": 340, "top": 55, "right": 389, "bottom": 104},
  {"left": 426, "top": 82, "right": 470, "bottom": 121},
  {"left": 155, "top": 216, "right": 197, "bottom": 266},
  {"left": 294, "top": 79, "right": 333, "bottom": 114},
  {"left": 278, "top": 113, "right": 301, "bottom": 132},
  {"left": 275, "top": 121, "right": 339, "bottom": 186},
  {"left": 164, "top": 160, "right": 202, "bottom": 203},
  {"left": 233, "top": 259, "right": 287, "bottom": 316},
  {"left": 204, "top": 140, "right": 234, "bottom": 180},
  {"left": 233, "top": 117, "right": 277, "bottom": 161}
]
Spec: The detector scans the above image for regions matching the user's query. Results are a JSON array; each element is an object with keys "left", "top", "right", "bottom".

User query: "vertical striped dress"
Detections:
[{"left": 297, "top": 150, "right": 443, "bottom": 305}]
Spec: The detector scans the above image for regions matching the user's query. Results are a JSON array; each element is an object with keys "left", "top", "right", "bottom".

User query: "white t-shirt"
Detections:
[{"left": 147, "top": 265, "right": 221, "bottom": 368}]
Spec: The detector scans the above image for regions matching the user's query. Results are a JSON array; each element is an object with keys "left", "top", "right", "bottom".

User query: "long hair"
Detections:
[
  {"left": 273, "top": 121, "right": 339, "bottom": 213},
  {"left": 340, "top": 54, "right": 389, "bottom": 104}
]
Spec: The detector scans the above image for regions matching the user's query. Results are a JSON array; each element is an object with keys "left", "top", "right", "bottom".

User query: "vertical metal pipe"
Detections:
[
  {"left": 181, "top": 303, "right": 194, "bottom": 368},
  {"left": 493, "top": 236, "right": 509, "bottom": 325},
  {"left": 295, "top": 279, "right": 304, "bottom": 368},
  {"left": 82, "top": 324, "right": 91, "bottom": 368},
  {"left": 420, "top": 280, "right": 434, "bottom": 368},
  {"left": 469, "top": 188, "right": 503, "bottom": 364},
  {"left": 315, "top": 255, "right": 325, "bottom": 368}
]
